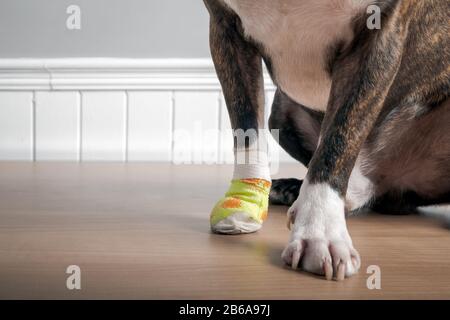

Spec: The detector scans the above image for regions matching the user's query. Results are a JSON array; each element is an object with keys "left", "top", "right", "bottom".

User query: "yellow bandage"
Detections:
[{"left": 210, "top": 179, "right": 271, "bottom": 234}]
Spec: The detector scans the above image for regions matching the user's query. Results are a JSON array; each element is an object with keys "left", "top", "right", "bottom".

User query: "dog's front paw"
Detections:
[
  {"left": 282, "top": 235, "right": 360, "bottom": 280},
  {"left": 282, "top": 181, "right": 361, "bottom": 280}
]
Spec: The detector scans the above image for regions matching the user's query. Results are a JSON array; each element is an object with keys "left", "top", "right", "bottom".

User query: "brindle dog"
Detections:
[{"left": 203, "top": 0, "right": 450, "bottom": 280}]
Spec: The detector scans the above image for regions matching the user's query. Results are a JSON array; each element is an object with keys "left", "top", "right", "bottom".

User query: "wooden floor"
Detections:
[{"left": 0, "top": 163, "right": 449, "bottom": 299}]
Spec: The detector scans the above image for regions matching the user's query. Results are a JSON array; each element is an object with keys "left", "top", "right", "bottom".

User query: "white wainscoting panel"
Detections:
[
  {"left": 81, "top": 92, "right": 127, "bottom": 161},
  {"left": 0, "top": 59, "right": 297, "bottom": 164},
  {"left": 35, "top": 91, "right": 80, "bottom": 161},
  {"left": 173, "top": 91, "right": 220, "bottom": 164},
  {"left": 0, "top": 91, "right": 33, "bottom": 160},
  {"left": 127, "top": 91, "right": 173, "bottom": 162}
]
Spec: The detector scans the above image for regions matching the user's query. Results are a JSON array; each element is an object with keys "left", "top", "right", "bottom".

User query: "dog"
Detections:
[{"left": 203, "top": 0, "right": 450, "bottom": 280}]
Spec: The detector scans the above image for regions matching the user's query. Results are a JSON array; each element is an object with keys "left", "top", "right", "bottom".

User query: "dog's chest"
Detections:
[{"left": 223, "top": 0, "right": 369, "bottom": 111}]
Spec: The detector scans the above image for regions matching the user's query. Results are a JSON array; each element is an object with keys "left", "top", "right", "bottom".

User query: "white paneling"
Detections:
[
  {"left": 127, "top": 91, "right": 172, "bottom": 161},
  {"left": 0, "top": 58, "right": 289, "bottom": 163},
  {"left": 0, "top": 92, "right": 33, "bottom": 160},
  {"left": 173, "top": 91, "right": 219, "bottom": 164},
  {"left": 35, "top": 92, "right": 80, "bottom": 160},
  {"left": 81, "top": 92, "right": 126, "bottom": 161}
]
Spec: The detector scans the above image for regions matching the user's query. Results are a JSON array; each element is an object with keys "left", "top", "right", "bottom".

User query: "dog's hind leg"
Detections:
[
  {"left": 368, "top": 99, "right": 450, "bottom": 214},
  {"left": 268, "top": 90, "right": 323, "bottom": 206},
  {"left": 371, "top": 191, "right": 450, "bottom": 215},
  {"left": 205, "top": 0, "right": 271, "bottom": 234}
]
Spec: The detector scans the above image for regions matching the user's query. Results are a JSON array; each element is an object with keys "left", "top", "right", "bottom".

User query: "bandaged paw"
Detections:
[{"left": 210, "top": 179, "right": 271, "bottom": 234}]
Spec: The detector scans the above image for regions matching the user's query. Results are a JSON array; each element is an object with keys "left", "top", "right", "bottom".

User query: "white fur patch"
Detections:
[
  {"left": 222, "top": 0, "right": 374, "bottom": 111},
  {"left": 346, "top": 156, "right": 375, "bottom": 211},
  {"left": 290, "top": 179, "right": 348, "bottom": 240},
  {"left": 284, "top": 178, "right": 360, "bottom": 278}
]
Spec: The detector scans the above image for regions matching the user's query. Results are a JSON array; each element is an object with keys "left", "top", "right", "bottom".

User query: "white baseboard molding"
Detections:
[{"left": 0, "top": 58, "right": 276, "bottom": 91}]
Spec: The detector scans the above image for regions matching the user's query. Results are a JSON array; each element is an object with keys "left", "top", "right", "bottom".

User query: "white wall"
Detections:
[{"left": 0, "top": 0, "right": 210, "bottom": 58}]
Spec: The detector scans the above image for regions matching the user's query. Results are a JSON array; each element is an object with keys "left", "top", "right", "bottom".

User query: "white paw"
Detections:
[{"left": 282, "top": 180, "right": 361, "bottom": 280}]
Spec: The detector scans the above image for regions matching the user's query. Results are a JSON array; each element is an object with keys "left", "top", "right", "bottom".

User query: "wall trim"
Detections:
[{"left": 0, "top": 58, "right": 275, "bottom": 91}]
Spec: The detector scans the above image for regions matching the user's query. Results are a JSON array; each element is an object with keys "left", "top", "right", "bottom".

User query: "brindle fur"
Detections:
[
  {"left": 204, "top": 0, "right": 450, "bottom": 211},
  {"left": 204, "top": 0, "right": 265, "bottom": 149}
]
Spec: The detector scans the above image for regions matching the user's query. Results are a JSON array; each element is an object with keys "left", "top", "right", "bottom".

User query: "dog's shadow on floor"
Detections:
[
  {"left": 205, "top": 227, "right": 327, "bottom": 280},
  {"left": 165, "top": 210, "right": 309, "bottom": 274},
  {"left": 243, "top": 237, "right": 328, "bottom": 280},
  {"left": 200, "top": 205, "right": 450, "bottom": 281}
]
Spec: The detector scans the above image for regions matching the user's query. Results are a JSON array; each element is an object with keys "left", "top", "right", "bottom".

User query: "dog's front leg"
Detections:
[
  {"left": 205, "top": 1, "right": 270, "bottom": 234},
  {"left": 283, "top": 18, "right": 407, "bottom": 280}
]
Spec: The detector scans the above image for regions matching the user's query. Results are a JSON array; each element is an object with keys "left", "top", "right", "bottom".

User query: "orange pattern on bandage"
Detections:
[
  {"left": 240, "top": 178, "right": 272, "bottom": 189},
  {"left": 222, "top": 197, "right": 242, "bottom": 209}
]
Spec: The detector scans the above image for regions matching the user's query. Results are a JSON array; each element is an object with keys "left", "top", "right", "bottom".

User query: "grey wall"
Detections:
[{"left": 0, "top": 0, "right": 211, "bottom": 58}]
